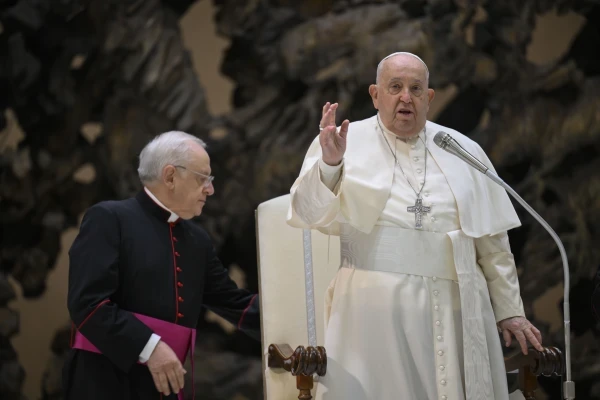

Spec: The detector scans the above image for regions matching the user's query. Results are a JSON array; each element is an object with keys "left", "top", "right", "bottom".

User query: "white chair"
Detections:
[{"left": 256, "top": 194, "right": 339, "bottom": 398}]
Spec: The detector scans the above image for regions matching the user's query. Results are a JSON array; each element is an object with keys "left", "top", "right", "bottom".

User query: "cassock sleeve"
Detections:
[
  {"left": 67, "top": 204, "right": 154, "bottom": 372},
  {"left": 475, "top": 231, "right": 526, "bottom": 323},
  {"left": 202, "top": 244, "right": 261, "bottom": 341},
  {"left": 287, "top": 135, "right": 345, "bottom": 228}
]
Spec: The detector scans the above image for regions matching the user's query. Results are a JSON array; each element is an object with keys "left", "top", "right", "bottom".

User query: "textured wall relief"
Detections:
[{"left": 1, "top": 0, "right": 599, "bottom": 399}]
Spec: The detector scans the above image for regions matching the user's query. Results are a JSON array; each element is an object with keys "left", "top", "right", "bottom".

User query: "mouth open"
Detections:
[{"left": 398, "top": 110, "right": 413, "bottom": 115}]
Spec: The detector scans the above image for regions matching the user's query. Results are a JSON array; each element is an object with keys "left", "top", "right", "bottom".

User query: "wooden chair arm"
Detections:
[
  {"left": 268, "top": 343, "right": 327, "bottom": 376},
  {"left": 504, "top": 346, "right": 563, "bottom": 400},
  {"left": 504, "top": 345, "right": 564, "bottom": 376},
  {"left": 267, "top": 344, "right": 327, "bottom": 400}
]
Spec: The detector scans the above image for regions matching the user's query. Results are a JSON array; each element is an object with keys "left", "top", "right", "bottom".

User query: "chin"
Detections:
[
  {"left": 393, "top": 124, "right": 415, "bottom": 135},
  {"left": 398, "top": 121, "right": 423, "bottom": 134}
]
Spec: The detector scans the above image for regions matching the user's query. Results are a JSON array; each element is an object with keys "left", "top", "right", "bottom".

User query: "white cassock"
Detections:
[{"left": 287, "top": 114, "right": 526, "bottom": 400}]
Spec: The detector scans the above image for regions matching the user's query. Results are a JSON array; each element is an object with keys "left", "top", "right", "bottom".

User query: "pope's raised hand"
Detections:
[{"left": 319, "top": 102, "right": 350, "bottom": 166}]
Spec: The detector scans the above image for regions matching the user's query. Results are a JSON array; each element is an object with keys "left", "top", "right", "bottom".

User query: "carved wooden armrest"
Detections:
[
  {"left": 504, "top": 346, "right": 563, "bottom": 400},
  {"left": 267, "top": 344, "right": 327, "bottom": 400}
]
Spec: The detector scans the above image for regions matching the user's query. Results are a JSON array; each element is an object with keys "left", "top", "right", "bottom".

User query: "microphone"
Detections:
[
  {"left": 433, "top": 131, "right": 494, "bottom": 177},
  {"left": 433, "top": 131, "right": 575, "bottom": 400}
]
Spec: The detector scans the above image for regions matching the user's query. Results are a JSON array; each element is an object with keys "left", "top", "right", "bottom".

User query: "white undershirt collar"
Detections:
[{"left": 144, "top": 187, "right": 179, "bottom": 223}]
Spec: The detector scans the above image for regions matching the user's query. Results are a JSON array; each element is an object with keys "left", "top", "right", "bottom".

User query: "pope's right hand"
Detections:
[
  {"left": 319, "top": 102, "right": 350, "bottom": 166},
  {"left": 147, "top": 340, "right": 186, "bottom": 396}
]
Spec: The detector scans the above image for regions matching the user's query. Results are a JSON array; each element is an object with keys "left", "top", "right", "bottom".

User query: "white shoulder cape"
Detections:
[{"left": 287, "top": 115, "right": 521, "bottom": 238}]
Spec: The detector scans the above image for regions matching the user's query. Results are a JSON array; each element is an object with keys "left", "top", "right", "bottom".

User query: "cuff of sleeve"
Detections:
[
  {"left": 138, "top": 333, "right": 161, "bottom": 363},
  {"left": 318, "top": 158, "right": 343, "bottom": 176},
  {"left": 493, "top": 300, "right": 526, "bottom": 323}
]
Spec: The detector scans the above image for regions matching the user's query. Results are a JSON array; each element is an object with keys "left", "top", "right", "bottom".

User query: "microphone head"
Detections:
[
  {"left": 433, "top": 131, "right": 451, "bottom": 149},
  {"left": 432, "top": 130, "right": 489, "bottom": 174}
]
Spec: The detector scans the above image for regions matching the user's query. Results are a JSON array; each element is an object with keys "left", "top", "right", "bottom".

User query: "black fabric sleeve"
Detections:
[
  {"left": 202, "top": 244, "right": 261, "bottom": 341},
  {"left": 67, "top": 203, "right": 154, "bottom": 372}
]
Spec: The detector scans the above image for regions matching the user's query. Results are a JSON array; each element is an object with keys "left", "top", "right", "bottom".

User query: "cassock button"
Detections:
[
  {"left": 439, "top": 365, "right": 445, "bottom": 371},
  {"left": 178, "top": 296, "right": 184, "bottom": 302},
  {"left": 177, "top": 282, "right": 183, "bottom": 288},
  {"left": 175, "top": 251, "right": 180, "bottom": 257},
  {"left": 176, "top": 267, "right": 182, "bottom": 272},
  {"left": 433, "top": 290, "right": 439, "bottom": 296},
  {"left": 173, "top": 237, "right": 178, "bottom": 242},
  {"left": 413, "top": 157, "right": 419, "bottom": 162},
  {"left": 440, "top": 380, "right": 446, "bottom": 386},
  {"left": 432, "top": 276, "right": 437, "bottom": 282},
  {"left": 438, "top": 350, "right": 444, "bottom": 356},
  {"left": 434, "top": 305, "right": 439, "bottom": 311},
  {"left": 437, "top": 335, "right": 443, "bottom": 341},
  {"left": 177, "top": 313, "right": 184, "bottom": 318},
  {"left": 442, "top": 396, "right": 448, "bottom": 399},
  {"left": 435, "top": 320, "right": 441, "bottom": 326},
  {"left": 417, "top": 168, "right": 422, "bottom": 173}
]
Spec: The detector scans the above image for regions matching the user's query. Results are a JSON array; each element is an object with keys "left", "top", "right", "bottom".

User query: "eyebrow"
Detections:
[{"left": 388, "top": 78, "right": 424, "bottom": 84}]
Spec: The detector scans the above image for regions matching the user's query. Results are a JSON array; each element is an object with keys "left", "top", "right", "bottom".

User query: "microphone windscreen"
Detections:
[{"left": 433, "top": 131, "right": 448, "bottom": 148}]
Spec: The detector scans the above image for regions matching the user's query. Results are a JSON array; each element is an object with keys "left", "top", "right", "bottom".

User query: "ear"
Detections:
[
  {"left": 427, "top": 88, "right": 435, "bottom": 104},
  {"left": 369, "top": 84, "right": 379, "bottom": 110},
  {"left": 162, "top": 165, "right": 177, "bottom": 189}
]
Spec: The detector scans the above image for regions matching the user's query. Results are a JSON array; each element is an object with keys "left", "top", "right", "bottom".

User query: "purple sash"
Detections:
[{"left": 72, "top": 312, "right": 196, "bottom": 400}]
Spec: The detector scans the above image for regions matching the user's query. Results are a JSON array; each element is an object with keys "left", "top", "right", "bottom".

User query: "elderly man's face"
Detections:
[
  {"left": 168, "top": 142, "right": 215, "bottom": 219},
  {"left": 369, "top": 55, "right": 435, "bottom": 138}
]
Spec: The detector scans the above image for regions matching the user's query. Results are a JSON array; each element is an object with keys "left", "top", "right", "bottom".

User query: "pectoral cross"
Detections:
[{"left": 407, "top": 197, "right": 431, "bottom": 229}]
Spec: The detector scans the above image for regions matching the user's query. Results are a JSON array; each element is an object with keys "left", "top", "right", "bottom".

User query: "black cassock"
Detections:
[{"left": 62, "top": 189, "right": 260, "bottom": 399}]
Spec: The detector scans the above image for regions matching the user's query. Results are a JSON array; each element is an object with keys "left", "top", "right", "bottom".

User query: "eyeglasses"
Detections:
[{"left": 174, "top": 165, "right": 214, "bottom": 188}]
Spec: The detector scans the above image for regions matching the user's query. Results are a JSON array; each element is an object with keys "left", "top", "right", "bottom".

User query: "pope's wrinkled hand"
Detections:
[{"left": 498, "top": 316, "right": 543, "bottom": 355}]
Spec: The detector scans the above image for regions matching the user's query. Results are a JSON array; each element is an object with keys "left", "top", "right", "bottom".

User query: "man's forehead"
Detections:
[
  {"left": 187, "top": 146, "right": 210, "bottom": 169},
  {"left": 382, "top": 61, "right": 427, "bottom": 81}
]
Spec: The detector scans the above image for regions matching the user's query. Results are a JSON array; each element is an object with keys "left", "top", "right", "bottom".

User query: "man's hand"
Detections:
[
  {"left": 319, "top": 102, "right": 350, "bottom": 166},
  {"left": 498, "top": 316, "right": 543, "bottom": 355},
  {"left": 147, "top": 341, "right": 186, "bottom": 396}
]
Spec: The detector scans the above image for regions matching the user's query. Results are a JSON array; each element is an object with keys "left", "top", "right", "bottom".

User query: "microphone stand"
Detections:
[
  {"left": 484, "top": 171, "right": 574, "bottom": 400},
  {"left": 435, "top": 133, "right": 575, "bottom": 399}
]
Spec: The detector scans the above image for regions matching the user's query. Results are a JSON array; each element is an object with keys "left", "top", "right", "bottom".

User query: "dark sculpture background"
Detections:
[{"left": 1, "top": 0, "right": 599, "bottom": 399}]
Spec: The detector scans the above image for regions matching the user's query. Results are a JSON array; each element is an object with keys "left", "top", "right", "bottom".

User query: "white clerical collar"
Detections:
[
  {"left": 376, "top": 113, "right": 425, "bottom": 145},
  {"left": 144, "top": 187, "right": 179, "bottom": 223}
]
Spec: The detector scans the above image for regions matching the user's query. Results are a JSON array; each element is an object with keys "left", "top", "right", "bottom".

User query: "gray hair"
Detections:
[
  {"left": 137, "top": 130, "right": 206, "bottom": 185},
  {"left": 376, "top": 52, "right": 430, "bottom": 84}
]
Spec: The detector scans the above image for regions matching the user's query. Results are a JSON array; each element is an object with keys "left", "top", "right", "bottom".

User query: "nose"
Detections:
[
  {"left": 204, "top": 182, "right": 215, "bottom": 196},
  {"left": 399, "top": 89, "right": 412, "bottom": 103}
]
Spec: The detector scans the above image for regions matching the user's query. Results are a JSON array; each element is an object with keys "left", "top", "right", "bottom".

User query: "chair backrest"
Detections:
[{"left": 256, "top": 194, "right": 341, "bottom": 399}]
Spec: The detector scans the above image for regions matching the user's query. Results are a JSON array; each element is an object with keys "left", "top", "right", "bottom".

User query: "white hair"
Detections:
[
  {"left": 137, "top": 130, "right": 206, "bottom": 185},
  {"left": 376, "top": 52, "right": 430, "bottom": 84}
]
